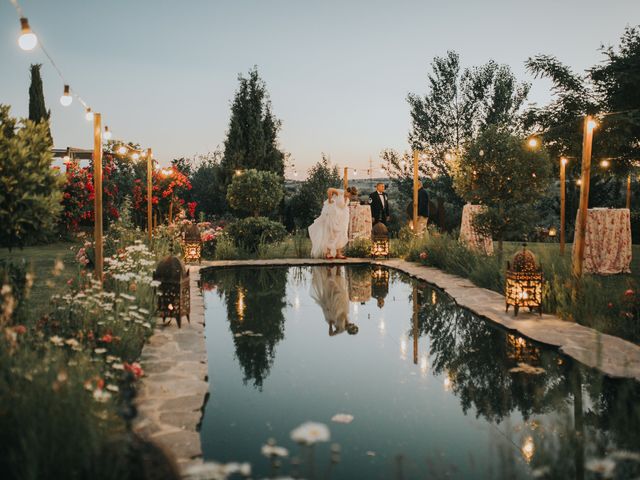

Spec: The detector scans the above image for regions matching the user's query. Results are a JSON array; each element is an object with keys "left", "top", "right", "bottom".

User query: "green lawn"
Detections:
[{"left": 0, "top": 242, "right": 78, "bottom": 320}]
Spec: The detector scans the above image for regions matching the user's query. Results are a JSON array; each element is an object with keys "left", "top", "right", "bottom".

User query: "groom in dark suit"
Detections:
[{"left": 369, "top": 183, "right": 390, "bottom": 225}]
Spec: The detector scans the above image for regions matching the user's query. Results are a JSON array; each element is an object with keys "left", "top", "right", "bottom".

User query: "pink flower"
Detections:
[
  {"left": 14, "top": 325, "right": 26, "bottom": 335},
  {"left": 624, "top": 289, "right": 635, "bottom": 297},
  {"left": 419, "top": 252, "right": 428, "bottom": 260}
]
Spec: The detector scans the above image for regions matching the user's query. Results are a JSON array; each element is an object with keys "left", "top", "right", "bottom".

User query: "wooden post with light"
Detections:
[
  {"left": 412, "top": 150, "right": 419, "bottom": 233},
  {"left": 93, "top": 113, "right": 104, "bottom": 281},
  {"left": 560, "top": 157, "right": 567, "bottom": 255},
  {"left": 626, "top": 174, "right": 631, "bottom": 210},
  {"left": 147, "top": 148, "right": 153, "bottom": 243},
  {"left": 572, "top": 116, "right": 597, "bottom": 278},
  {"left": 343, "top": 166, "right": 348, "bottom": 190}
]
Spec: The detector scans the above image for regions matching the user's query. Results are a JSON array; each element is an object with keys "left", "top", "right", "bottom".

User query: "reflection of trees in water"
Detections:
[
  {"left": 414, "top": 283, "right": 640, "bottom": 478},
  {"left": 205, "top": 267, "right": 288, "bottom": 389}
]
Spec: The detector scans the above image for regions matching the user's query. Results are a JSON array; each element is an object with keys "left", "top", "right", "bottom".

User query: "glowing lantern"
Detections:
[
  {"left": 370, "top": 222, "right": 389, "bottom": 258},
  {"left": 505, "top": 244, "right": 543, "bottom": 316},
  {"left": 182, "top": 223, "right": 202, "bottom": 264}
]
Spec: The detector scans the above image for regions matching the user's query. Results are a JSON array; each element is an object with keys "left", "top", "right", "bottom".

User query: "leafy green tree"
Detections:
[
  {"left": 226, "top": 169, "right": 284, "bottom": 218},
  {"left": 0, "top": 105, "right": 62, "bottom": 249},
  {"left": 452, "top": 126, "right": 552, "bottom": 253},
  {"left": 28, "top": 64, "right": 52, "bottom": 143},
  {"left": 286, "top": 155, "right": 341, "bottom": 229},
  {"left": 221, "top": 67, "right": 285, "bottom": 190},
  {"left": 407, "top": 52, "right": 530, "bottom": 204},
  {"left": 189, "top": 151, "right": 226, "bottom": 217}
]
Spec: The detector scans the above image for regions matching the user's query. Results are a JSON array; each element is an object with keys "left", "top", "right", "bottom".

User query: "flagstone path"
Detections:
[{"left": 134, "top": 257, "right": 640, "bottom": 473}]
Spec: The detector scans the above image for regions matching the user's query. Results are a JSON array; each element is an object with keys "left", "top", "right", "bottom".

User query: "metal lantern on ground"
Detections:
[
  {"left": 182, "top": 223, "right": 202, "bottom": 263},
  {"left": 505, "top": 244, "right": 543, "bottom": 316},
  {"left": 153, "top": 256, "right": 191, "bottom": 328},
  {"left": 370, "top": 222, "right": 389, "bottom": 258}
]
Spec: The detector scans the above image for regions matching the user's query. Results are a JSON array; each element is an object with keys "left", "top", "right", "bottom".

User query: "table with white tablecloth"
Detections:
[
  {"left": 348, "top": 203, "right": 372, "bottom": 243},
  {"left": 459, "top": 203, "right": 494, "bottom": 255},
  {"left": 573, "top": 208, "right": 632, "bottom": 274}
]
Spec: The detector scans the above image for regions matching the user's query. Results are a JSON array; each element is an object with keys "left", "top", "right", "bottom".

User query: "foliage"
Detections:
[
  {"left": 226, "top": 217, "right": 287, "bottom": 252},
  {"left": 28, "top": 63, "right": 52, "bottom": 143},
  {"left": 344, "top": 237, "right": 372, "bottom": 258},
  {"left": 525, "top": 26, "right": 640, "bottom": 177},
  {"left": 405, "top": 51, "right": 530, "bottom": 204},
  {"left": 403, "top": 233, "right": 640, "bottom": 344},
  {"left": 452, "top": 126, "right": 552, "bottom": 251},
  {"left": 0, "top": 234, "right": 171, "bottom": 479},
  {"left": 286, "top": 155, "right": 341, "bottom": 229},
  {"left": 189, "top": 151, "right": 227, "bottom": 217},
  {"left": 0, "top": 105, "right": 63, "bottom": 249},
  {"left": 226, "top": 169, "right": 284, "bottom": 217},
  {"left": 221, "top": 67, "right": 286, "bottom": 192},
  {"left": 59, "top": 159, "right": 121, "bottom": 232}
]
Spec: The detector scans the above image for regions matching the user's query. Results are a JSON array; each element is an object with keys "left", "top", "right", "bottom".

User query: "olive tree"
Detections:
[{"left": 226, "top": 169, "right": 284, "bottom": 218}]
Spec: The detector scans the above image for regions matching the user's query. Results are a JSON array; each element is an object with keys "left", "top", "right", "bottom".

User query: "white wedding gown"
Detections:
[{"left": 308, "top": 190, "right": 350, "bottom": 258}]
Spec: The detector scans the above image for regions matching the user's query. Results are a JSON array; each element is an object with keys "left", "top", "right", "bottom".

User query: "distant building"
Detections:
[{"left": 51, "top": 147, "right": 92, "bottom": 171}]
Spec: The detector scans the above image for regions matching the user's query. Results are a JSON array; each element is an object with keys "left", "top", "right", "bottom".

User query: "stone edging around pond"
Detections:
[
  {"left": 134, "top": 257, "right": 640, "bottom": 473},
  {"left": 134, "top": 265, "right": 208, "bottom": 472}
]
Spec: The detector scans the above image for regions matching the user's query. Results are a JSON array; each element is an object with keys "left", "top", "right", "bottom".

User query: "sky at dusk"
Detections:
[{"left": 1, "top": 0, "right": 639, "bottom": 177}]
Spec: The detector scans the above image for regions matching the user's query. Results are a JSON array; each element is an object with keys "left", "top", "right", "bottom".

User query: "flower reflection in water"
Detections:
[{"left": 521, "top": 436, "right": 535, "bottom": 463}]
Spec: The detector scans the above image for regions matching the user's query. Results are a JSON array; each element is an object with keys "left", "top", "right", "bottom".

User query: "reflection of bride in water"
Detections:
[{"left": 310, "top": 266, "right": 359, "bottom": 336}]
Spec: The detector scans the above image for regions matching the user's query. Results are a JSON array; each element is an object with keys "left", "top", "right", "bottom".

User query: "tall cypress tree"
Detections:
[
  {"left": 28, "top": 64, "right": 52, "bottom": 143},
  {"left": 221, "top": 68, "right": 285, "bottom": 188}
]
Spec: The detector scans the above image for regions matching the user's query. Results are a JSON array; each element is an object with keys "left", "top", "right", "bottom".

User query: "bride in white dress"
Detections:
[{"left": 308, "top": 188, "right": 350, "bottom": 259}]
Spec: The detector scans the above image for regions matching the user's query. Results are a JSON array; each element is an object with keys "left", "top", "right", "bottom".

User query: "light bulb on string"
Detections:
[
  {"left": 140, "top": 150, "right": 147, "bottom": 158},
  {"left": 561, "top": 157, "right": 568, "bottom": 166},
  {"left": 85, "top": 108, "right": 93, "bottom": 121},
  {"left": 527, "top": 137, "right": 539, "bottom": 148},
  {"left": 117, "top": 145, "right": 127, "bottom": 155},
  {"left": 18, "top": 17, "right": 37, "bottom": 51},
  {"left": 60, "top": 85, "right": 72, "bottom": 107},
  {"left": 103, "top": 126, "right": 112, "bottom": 140},
  {"left": 600, "top": 159, "right": 610, "bottom": 168},
  {"left": 131, "top": 152, "right": 140, "bottom": 161}
]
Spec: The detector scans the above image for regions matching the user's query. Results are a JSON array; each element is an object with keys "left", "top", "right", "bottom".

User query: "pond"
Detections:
[{"left": 199, "top": 265, "right": 640, "bottom": 479}]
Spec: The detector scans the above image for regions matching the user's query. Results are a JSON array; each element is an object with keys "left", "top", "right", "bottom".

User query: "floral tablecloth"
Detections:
[
  {"left": 348, "top": 203, "right": 372, "bottom": 243},
  {"left": 459, "top": 203, "right": 494, "bottom": 255},
  {"left": 572, "top": 208, "right": 632, "bottom": 274}
]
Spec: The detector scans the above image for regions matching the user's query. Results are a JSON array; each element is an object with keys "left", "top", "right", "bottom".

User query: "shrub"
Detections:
[
  {"left": 344, "top": 238, "right": 372, "bottom": 258},
  {"left": 226, "top": 217, "right": 286, "bottom": 252},
  {"left": 226, "top": 169, "right": 284, "bottom": 218}
]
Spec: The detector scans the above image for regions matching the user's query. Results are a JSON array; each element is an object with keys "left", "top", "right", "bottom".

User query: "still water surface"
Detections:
[{"left": 200, "top": 265, "right": 640, "bottom": 479}]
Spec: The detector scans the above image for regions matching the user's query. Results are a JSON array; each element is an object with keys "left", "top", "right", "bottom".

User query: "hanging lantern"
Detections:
[
  {"left": 370, "top": 222, "right": 389, "bottom": 258},
  {"left": 182, "top": 223, "right": 202, "bottom": 263},
  {"left": 153, "top": 256, "right": 191, "bottom": 328},
  {"left": 505, "top": 244, "right": 543, "bottom": 316}
]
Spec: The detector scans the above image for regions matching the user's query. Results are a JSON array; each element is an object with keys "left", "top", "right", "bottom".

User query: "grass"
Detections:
[
  {"left": 406, "top": 233, "right": 640, "bottom": 345},
  {"left": 0, "top": 241, "right": 78, "bottom": 320}
]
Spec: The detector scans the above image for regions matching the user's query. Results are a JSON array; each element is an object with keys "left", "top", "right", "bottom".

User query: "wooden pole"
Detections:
[
  {"left": 93, "top": 113, "right": 103, "bottom": 281},
  {"left": 626, "top": 174, "right": 631, "bottom": 210},
  {"left": 560, "top": 158, "right": 566, "bottom": 255},
  {"left": 572, "top": 116, "right": 596, "bottom": 278},
  {"left": 147, "top": 148, "right": 153, "bottom": 244},
  {"left": 412, "top": 150, "right": 419, "bottom": 233},
  {"left": 343, "top": 166, "right": 348, "bottom": 190},
  {"left": 168, "top": 194, "right": 174, "bottom": 224}
]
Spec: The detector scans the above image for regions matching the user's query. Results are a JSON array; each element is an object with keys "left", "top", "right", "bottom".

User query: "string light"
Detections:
[
  {"left": 444, "top": 153, "right": 452, "bottom": 161},
  {"left": 527, "top": 137, "right": 539, "bottom": 148},
  {"left": 587, "top": 118, "right": 598, "bottom": 131},
  {"left": 60, "top": 85, "right": 72, "bottom": 107},
  {"left": 561, "top": 157, "right": 568, "bottom": 166},
  {"left": 18, "top": 17, "right": 37, "bottom": 51},
  {"left": 103, "top": 126, "right": 112, "bottom": 140},
  {"left": 85, "top": 108, "right": 93, "bottom": 121},
  {"left": 131, "top": 152, "right": 140, "bottom": 161},
  {"left": 600, "top": 159, "right": 610, "bottom": 168},
  {"left": 117, "top": 145, "right": 127, "bottom": 155}
]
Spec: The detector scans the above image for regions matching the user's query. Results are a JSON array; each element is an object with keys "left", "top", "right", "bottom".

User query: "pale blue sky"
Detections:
[{"left": 1, "top": 0, "right": 638, "bottom": 177}]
